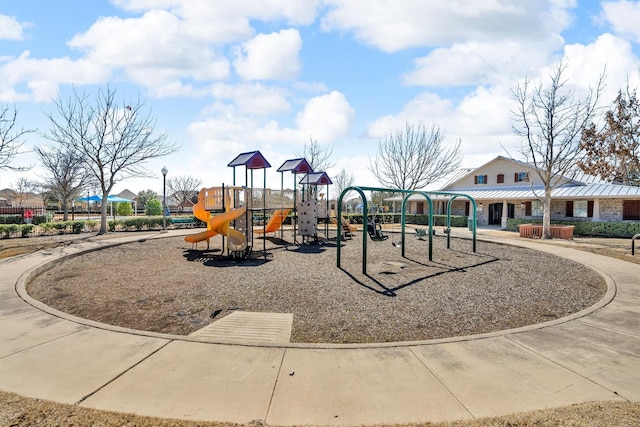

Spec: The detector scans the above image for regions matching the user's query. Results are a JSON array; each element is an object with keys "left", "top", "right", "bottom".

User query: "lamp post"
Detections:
[{"left": 161, "top": 166, "right": 168, "bottom": 231}]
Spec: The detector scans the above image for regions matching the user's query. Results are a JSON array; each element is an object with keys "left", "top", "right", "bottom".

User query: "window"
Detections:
[
  {"left": 573, "top": 201, "right": 588, "bottom": 218},
  {"left": 624, "top": 200, "right": 640, "bottom": 220},
  {"left": 566, "top": 200, "right": 594, "bottom": 218},
  {"left": 514, "top": 172, "right": 529, "bottom": 182},
  {"left": 497, "top": 173, "right": 504, "bottom": 183},
  {"left": 474, "top": 174, "right": 488, "bottom": 184},
  {"left": 531, "top": 200, "right": 543, "bottom": 217}
]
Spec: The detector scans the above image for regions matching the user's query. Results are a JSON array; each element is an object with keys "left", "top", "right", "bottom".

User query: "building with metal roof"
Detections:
[{"left": 389, "top": 156, "right": 640, "bottom": 228}]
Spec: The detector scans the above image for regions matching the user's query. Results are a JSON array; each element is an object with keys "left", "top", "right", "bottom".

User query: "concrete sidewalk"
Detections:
[{"left": 0, "top": 229, "right": 638, "bottom": 425}]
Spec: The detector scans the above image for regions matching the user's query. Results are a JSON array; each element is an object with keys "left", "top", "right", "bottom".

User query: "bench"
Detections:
[{"left": 171, "top": 217, "right": 197, "bottom": 228}]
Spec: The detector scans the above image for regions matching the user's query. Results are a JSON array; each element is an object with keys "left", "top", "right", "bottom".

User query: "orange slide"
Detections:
[
  {"left": 254, "top": 209, "right": 290, "bottom": 235},
  {"left": 185, "top": 188, "right": 247, "bottom": 251}
]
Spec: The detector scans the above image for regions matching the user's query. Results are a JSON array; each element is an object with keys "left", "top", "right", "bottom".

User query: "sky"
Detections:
[{"left": 2, "top": 0, "right": 640, "bottom": 197}]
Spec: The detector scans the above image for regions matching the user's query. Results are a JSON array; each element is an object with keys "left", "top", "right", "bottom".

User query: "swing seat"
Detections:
[
  {"left": 415, "top": 228, "right": 427, "bottom": 239},
  {"left": 367, "top": 223, "right": 388, "bottom": 241}
]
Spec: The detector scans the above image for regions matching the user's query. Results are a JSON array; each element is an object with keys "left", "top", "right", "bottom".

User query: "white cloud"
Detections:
[
  {"left": 233, "top": 29, "right": 302, "bottom": 81},
  {"left": 560, "top": 33, "right": 637, "bottom": 99},
  {"left": 0, "top": 1, "right": 320, "bottom": 101},
  {"left": 0, "top": 15, "right": 25, "bottom": 40},
  {"left": 366, "top": 92, "right": 455, "bottom": 138},
  {"left": 403, "top": 40, "right": 558, "bottom": 87},
  {"left": 601, "top": 0, "right": 640, "bottom": 42},
  {"left": 294, "top": 91, "right": 355, "bottom": 143},
  {"left": 329, "top": 154, "right": 380, "bottom": 188},
  {"left": 112, "top": 0, "right": 319, "bottom": 26},
  {"left": 210, "top": 83, "right": 291, "bottom": 115},
  {"left": 321, "top": 1, "right": 573, "bottom": 53},
  {"left": 182, "top": 90, "right": 355, "bottom": 186},
  {"left": 0, "top": 52, "right": 110, "bottom": 101},
  {"left": 68, "top": 10, "right": 231, "bottom": 87},
  {"left": 366, "top": 87, "right": 518, "bottom": 169}
]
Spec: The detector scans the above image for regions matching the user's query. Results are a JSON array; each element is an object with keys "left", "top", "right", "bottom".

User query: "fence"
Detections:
[
  {"left": 0, "top": 205, "right": 47, "bottom": 216},
  {"left": 0, "top": 206, "right": 50, "bottom": 225}
]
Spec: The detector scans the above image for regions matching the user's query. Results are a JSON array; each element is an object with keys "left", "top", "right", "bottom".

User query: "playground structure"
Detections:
[
  {"left": 184, "top": 150, "right": 333, "bottom": 257},
  {"left": 253, "top": 208, "right": 291, "bottom": 237},
  {"left": 336, "top": 186, "right": 477, "bottom": 275},
  {"left": 184, "top": 186, "right": 249, "bottom": 255}
]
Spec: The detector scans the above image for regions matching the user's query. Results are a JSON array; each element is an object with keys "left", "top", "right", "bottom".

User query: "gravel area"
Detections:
[
  {"left": 26, "top": 230, "right": 606, "bottom": 343},
  {"left": 2, "top": 390, "right": 638, "bottom": 427}
]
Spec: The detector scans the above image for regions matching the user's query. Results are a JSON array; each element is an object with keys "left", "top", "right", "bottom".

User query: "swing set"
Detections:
[{"left": 336, "top": 186, "right": 477, "bottom": 274}]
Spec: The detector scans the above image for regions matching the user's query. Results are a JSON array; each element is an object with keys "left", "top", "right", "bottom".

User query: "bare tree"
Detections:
[
  {"left": 369, "top": 121, "right": 462, "bottom": 190},
  {"left": 295, "top": 136, "right": 335, "bottom": 171},
  {"left": 43, "top": 86, "right": 178, "bottom": 234},
  {"left": 578, "top": 84, "right": 640, "bottom": 186},
  {"left": 11, "top": 178, "right": 37, "bottom": 207},
  {"left": 0, "top": 102, "right": 31, "bottom": 171},
  {"left": 34, "top": 144, "right": 89, "bottom": 220},
  {"left": 512, "top": 62, "right": 604, "bottom": 238},
  {"left": 331, "top": 167, "right": 355, "bottom": 199},
  {"left": 167, "top": 175, "right": 202, "bottom": 210}
]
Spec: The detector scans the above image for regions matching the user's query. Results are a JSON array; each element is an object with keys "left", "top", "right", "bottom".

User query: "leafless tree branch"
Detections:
[
  {"left": 295, "top": 136, "right": 335, "bottom": 171},
  {"left": 0, "top": 102, "right": 32, "bottom": 171},
  {"left": 34, "top": 144, "right": 90, "bottom": 220},
  {"left": 43, "top": 85, "right": 179, "bottom": 233},
  {"left": 511, "top": 61, "right": 605, "bottom": 238},
  {"left": 167, "top": 175, "right": 202, "bottom": 208},
  {"left": 368, "top": 121, "right": 462, "bottom": 190}
]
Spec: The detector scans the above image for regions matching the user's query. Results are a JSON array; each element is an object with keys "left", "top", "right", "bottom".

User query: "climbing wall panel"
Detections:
[{"left": 297, "top": 199, "right": 317, "bottom": 236}]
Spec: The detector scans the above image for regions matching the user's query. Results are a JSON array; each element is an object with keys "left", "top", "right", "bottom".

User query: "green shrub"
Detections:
[
  {"left": 147, "top": 216, "right": 165, "bottom": 229},
  {"left": 108, "top": 220, "right": 124, "bottom": 232},
  {"left": 506, "top": 218, "right": 640, "bottom": 237},
  {"left": 40, "top": 222, "right": 54, "bottom": 234},
  {"left": 85, "top": 220, "right": 98, "bottom": 232},
  {"left": 20, "top": 224, "right": 35, "bottom": 237},
  {"left": 344, "top": 213, "right": 468, "bottom": 227},
  {"left": 33, "top": 213, "right": 53, "bottom": 225},
  {"left": 145, "top": 198, "right": 162, "bottom": 215},
  {"left": 0, "top": 215, "right": 21, "bottom": 224},
  {"left": 123, "top": 217, "right": 147, "bottom": 231},
  {"left": 52, "top": 222, "right": 68, "bottom": 234},
  {"left": 116, "top": 202, "right": 133, "bottom": 216},
  {"left": 0, "top": 224, "right": 18, "bottom": 238},
  {"left": 70, "top": 221, "right": 84, "bottom": 233}
]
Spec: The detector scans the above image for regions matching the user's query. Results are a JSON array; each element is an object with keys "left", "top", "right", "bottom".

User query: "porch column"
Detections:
[
  {"left": 593, "top": 198, "right": 600, "bottom": 220},
  {"left": 501, "top": 199, "right": 508, "bottom": 229}
]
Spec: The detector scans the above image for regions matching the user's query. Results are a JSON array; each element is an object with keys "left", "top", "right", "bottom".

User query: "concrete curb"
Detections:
[{"left": 1, "top": 228, "right": 638, "bottom": 425}]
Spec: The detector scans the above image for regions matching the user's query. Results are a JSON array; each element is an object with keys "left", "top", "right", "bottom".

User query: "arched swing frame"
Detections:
[{"left": 336, "top": 186, "right": 476, "bottom": 275}]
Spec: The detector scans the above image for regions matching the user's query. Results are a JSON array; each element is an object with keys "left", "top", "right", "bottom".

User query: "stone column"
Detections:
[
  {"left": 593, "top": 198, "right": 600, "bottom": 220},
  {"left": 501, "top": 199, "right": 508, "bottom": 229}
]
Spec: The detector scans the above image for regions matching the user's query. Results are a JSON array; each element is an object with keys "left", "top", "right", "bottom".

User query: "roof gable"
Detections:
[
  {"left": 299, "top": 171, "right": 333, "bottom": 185},
  {"left": 227, "top": 151, "right": 271, "bottom": 169},
  {"left": 117, "top": 189, "right": 138, "bottom": 200},
  {"left": 277, "top": 158, "right": 313, "bottom": 173},
  {"left": 442, "top": 156, "right": 582, "bottom": 190}
]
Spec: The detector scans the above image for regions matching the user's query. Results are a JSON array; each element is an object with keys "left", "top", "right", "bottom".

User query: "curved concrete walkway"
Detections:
[{"left": 0, "top": 229, "right": 639, "bottom": 425}]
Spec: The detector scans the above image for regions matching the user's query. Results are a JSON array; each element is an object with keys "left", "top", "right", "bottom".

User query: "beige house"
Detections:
[{"left": 397, "top": 156, "right": 640, "bottom": 228}]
